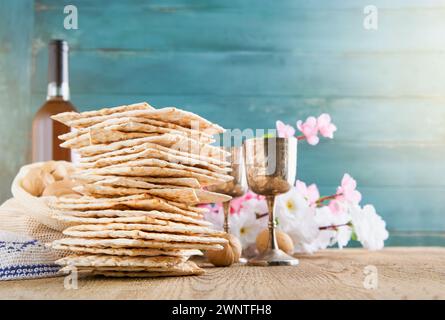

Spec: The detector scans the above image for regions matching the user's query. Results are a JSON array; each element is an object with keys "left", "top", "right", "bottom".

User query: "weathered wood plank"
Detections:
[
  {"left": 0, "top": 0, "right": 34, "bottom": 202},
  {"left": 35, "top": 0, "right": 445, "bottom": 11},
  {"left": 33, "top": 0, "right": 445, "bottom": 52},
  {"left": 31, "top": 50, "right": 445, "bottom": 98},
  {"left": 386, "top": 232, "right": 445, "bottom": 246},
  {"left": 298, "top": 142, "right": 445, "bottom": 188},
  {"left": 1, "top": 248, "right": 443, "bottom": 299}
]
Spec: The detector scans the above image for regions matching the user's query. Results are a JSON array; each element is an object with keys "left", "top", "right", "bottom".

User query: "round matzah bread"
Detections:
[
  {"left": 59, "top": 261, "right": 202, "bottom": 273},
  {"left": 61, "top": 107, "right": 224, "bottom": 135},
  {"left": 51, "top": 195, "right": 204, "bottom": 218},
  {"left": 55, "top": 194, "right": 142, "bottom": 204},
  {"left": 56, "top": 254, "right": 187, "bottom": 267},
  {"left": 77, "top": 146, "right": 230, "bottom": 175},
  {"left": 53, "top": 214, "right": 168, "bottom": 225},
  {"left": 75, "top": 185, "right": 201, "bottom": 205},
  {"left": 63, "top": 229, "right": 228, "bottom": 244},
  {"left": 75, "top": 133, "right": 228, "bottom": 161},
  {"left": 126, "top": 117, "right": 214, "bottom": 143},
  {"left": 51, "top": 244, "right": 202, "bottom": 257},
  {"left": 79, "top": 142, "right": 229, "bottom": 168},
  {"left": 72, "top": 175, "right": 202, "bottom": 189},
  {"left": 64, "top": 223, "right": 222, "bottom": 236},
  {"left": 78, "top": 166, "right": 225, "bottom": 187},
  {"left": 52, "top": 102, "right": 153, "bottom": 125},
  {"left": 59, "top": 117, "right": 131, "bottom": 141},
  {"left": 104, "top": 158, "right": 232, "bottom": 182},
  {"left": 84, "top": 179, "right": 231, "bottom": 204},
  {"left": 194, "top": 189, "right": 231, "bottom": 203},
  {"left": 100, "top": 122, "right": 212, "bottom": 144},
  {"left": 59, "top": 116, "right": 214, "bottom": 144},
  {"left": 53, "top": 194, "right": 208, "bottom": 214},
  {"left": 90, "top": 269, "right": 204, "bottom": 277},
  {"left": 93, "top": 176, "right": 196, "bottom": 190},
  {"left": 53, "top": 194, "right": 208, "bottom": 215},
  {"left": 52, "top": 210, "right": 211, "bottom": 226},
  {"left": 52, "top": 237, "right": 224, "bottom": 250},
  {"left": 61, "top": 130, "right": 155, "bottom": 149},
  {"left": 103, "top": 121, "right": 186, "bottom": 136}
]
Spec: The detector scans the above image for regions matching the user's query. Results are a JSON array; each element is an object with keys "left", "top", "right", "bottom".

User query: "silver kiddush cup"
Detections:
[
  {"left": 243, "top": 137, "right": 299, "bottom": 266},
  {"left": 207, "top": 146, "right": 248, "bottom": 233}
]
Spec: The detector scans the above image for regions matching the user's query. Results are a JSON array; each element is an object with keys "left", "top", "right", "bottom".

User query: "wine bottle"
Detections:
[{"left": 32, "top": 39, "right": 77, "bottom": 162}]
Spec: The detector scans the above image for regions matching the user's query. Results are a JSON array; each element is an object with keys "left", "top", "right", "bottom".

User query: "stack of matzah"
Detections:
[{"left": 49, "top": 102, "right": 233, "bottom": 277}]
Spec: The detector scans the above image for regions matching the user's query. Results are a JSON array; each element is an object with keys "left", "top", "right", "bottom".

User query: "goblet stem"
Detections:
[
  {"left": 223, "top": 201, "right": 230, "bottom": 234},
  {"left": 266, "top": 195, "right": 278, "bottom": 250},
  {"left": 247, "top": 194, "right": 299, "bottom": 266}
]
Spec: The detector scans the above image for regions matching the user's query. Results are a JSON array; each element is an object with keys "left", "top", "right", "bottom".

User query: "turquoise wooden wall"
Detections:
[{"left": 1, "top": 0, "right": 445, "bottom": 245}]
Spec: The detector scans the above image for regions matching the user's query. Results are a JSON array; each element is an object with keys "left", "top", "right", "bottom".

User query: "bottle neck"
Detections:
[
  {"left": 47, "top": 82, "right": 70, "bottom": 100},
  {"left": 47, "top": 40, "right": 70, "bottom": 101}
]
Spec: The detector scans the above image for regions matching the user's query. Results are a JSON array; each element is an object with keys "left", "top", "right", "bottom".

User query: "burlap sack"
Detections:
[
  {"left": 0, "top": 163, "right": 69, "bottom": 280},
  {"left": 11, "top": 162, "right": 69, "bottom": 232}
]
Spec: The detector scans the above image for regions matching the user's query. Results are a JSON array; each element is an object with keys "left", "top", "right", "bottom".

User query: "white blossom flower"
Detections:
[
  {"left": 241, "top": 197, "right": 268, "bottom": 217},
  {"left": 275, "top": 188, "right": 310, "bottom": 217},
  {"left": 315, "top": 205, "right": 352, "bottom": 249},
  {"left": 230, "top": 211, "right": 264, "bottom": 249},
  {"left": 292, "top": 206, "right": 335, "bottom": 253},
  {"left": 295, "top": 229, "right": 334, "bottom": 254},
  {"left": 335, "top": 226, "right": 352, "bottom": 249},
  {"left": 281, "top": 206, "right": 319, "bottom": 246},
  {"left": 350, "top": 204, "right": 389, "bottom": 250},
  {"left": 275, "top": 188, "right": 319, "bottom": 250}
]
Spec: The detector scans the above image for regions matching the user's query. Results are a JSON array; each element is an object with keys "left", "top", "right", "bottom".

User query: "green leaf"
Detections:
[
  {"left": 351, "top": 230, "right": 358, "bottom": 241},
  {"left": 263, "top": 132, "right": 276, "bottom": 138}
]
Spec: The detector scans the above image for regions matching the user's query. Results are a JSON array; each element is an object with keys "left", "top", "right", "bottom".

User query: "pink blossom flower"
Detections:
[
  {"left": 328, "top": 199, "right": 344, "bottom": 215},
  {"left": 317, "top": 114, "right": 337, "bottom": 139},
  {"left": 296, "top": 116, "right": 319, "bottom": 145},
  {"left": 229, "top": 191, "right": 265, "bottom": 214},
  {"left": 245, "top": 190, "right": 265, "bottom": 201},
  {"left": 229, "top": 197, "right": 244, "bottom": 214},
  {"left": 295, "top": 180, "right": 320, "bottom": 206},
  {"left": 276, "top": 120, "right": 296, "bottom": 138},
  {"left": 336, "top": 173, "right": 362, "bottom": 204}
]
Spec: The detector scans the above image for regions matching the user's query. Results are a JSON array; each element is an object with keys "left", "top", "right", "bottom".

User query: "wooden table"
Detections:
[{"left": 1, "top": 248, "right": 444, "bottom": 300}]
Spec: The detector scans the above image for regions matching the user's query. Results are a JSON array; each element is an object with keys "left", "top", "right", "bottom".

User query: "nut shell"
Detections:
[
  {"left": 42, "top": 179, "right": 78, "bottom": 197},
  {"left": 51, "top": 161, "right": 74, "bottom": 181},
  {"left": 256, "top": 228, "right": 294, "bottom": 255},
  {"left": 21, "top": 167, "right": 55, "bottom": 197},
  {"left": 206, "top": 233, "right": 242, "bottom": 267}
]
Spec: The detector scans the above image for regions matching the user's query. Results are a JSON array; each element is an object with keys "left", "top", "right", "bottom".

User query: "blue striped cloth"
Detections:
[{"left": 0, "top": 232, "right": 60, "bottom": 280}]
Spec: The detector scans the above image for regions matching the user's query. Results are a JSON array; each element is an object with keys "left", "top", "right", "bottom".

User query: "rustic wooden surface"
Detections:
[{"left": 1, "top": 247, "right": 444, "bottom": 300}]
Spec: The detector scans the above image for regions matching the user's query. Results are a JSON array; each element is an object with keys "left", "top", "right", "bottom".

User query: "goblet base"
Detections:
[
  {"left": 247, "top": 248, "right": 299, "bottom": 266},
  {"left": 238, "top": 257, "right": 248, "bottom": 265}
]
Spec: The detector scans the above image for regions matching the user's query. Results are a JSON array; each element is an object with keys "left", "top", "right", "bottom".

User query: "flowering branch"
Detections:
[
  {"left": 276, "top": 113, "right": 337, "bottom": 146},
  {"left": 315, "top": 194, "right": 338, "bottom": 205},
  {"left": 256, "top": 213, "right": 268, "bottom": 219},
  {"left": 203, "top": 114, "right": 388, "bottom": 254},
  {"left": 319, "top": 222, "right": 352, "bottom": 231}
]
